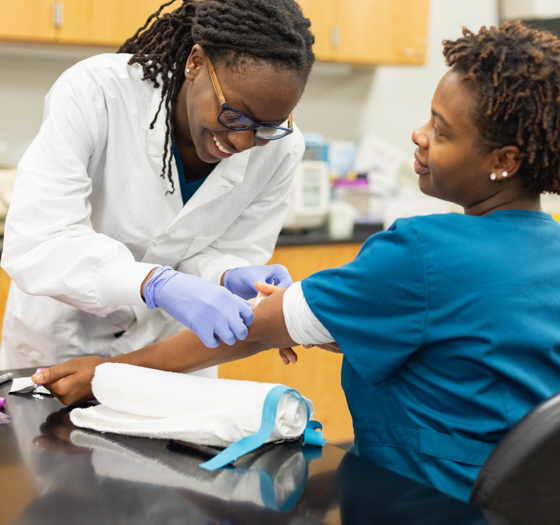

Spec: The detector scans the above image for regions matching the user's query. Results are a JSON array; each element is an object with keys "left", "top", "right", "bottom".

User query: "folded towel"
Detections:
[
  {"left": 71, "top": 429, "right": 307, "bottom": 511},
  {"left": 70, "top": 363, "right": 315, "bottom": 448}
]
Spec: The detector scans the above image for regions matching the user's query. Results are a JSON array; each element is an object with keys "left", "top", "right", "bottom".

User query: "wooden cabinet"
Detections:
[
  {"left": 297, "top": 0, "right": 339, "bottom": 61},
  {"left": 0, "top": 1, "right": 56, "bottom": 42},
  {"left": 218, "top": 243, "right": 363, "bottom": 444},
  {"left": 56, "top": 0, "right": 171, "bottom": 46},
  {"left": 299, "top": 0, "right": 429, "bottom": 65},
  {"left": 0, "top": 0, "right": 429, "bottom": 66},
  {"left": 336, "top": 0, "right": 428, "bottom": 65},
  {"left": 0, "top": 1, "right": 169, "bottom": 47}
]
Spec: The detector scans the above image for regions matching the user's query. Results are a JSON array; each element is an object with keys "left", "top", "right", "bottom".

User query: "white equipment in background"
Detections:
[
  {"left": 502, "top": 0, "right": 560, "bottom": 20},
  {"left": 283, "top": 161, "right": 330, "bottom": 230}
]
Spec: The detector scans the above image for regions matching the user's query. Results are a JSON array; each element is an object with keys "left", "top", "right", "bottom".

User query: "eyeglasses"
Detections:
[{"left": 207, "top": 58, "right": 293, "bottom": 141}]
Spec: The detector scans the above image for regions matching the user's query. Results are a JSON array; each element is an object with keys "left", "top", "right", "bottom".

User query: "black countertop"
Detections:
[
  {"left": 0, "top": 367, "right": 515, "bottom": 525},
  {"left": 276, "top": 222, "right": 384, "bottom": 247}
]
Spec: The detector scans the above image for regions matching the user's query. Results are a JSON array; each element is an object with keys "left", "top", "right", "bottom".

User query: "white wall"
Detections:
[
  {"left": 356, "top": 0, "right": 499, "bottom": 155},
  {"left": 503, "top": 0, "right": 560, "bottom": 20},
  {"left": 0, "top": 45, "right": 106, "bottom": 165}
]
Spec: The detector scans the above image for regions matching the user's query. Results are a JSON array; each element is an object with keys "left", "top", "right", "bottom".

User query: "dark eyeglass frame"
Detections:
[{"left": 207, "top": 58, "right": 293, "bottom": 141}]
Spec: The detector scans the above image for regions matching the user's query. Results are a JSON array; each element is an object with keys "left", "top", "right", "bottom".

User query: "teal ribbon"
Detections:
[{"left": 200, "top": 385, "right": 326, "bottom": 471}]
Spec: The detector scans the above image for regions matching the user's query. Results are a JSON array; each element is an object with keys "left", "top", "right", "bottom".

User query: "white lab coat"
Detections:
[{"left": 0, "top": 54, "right": 304, "bottom": 369}]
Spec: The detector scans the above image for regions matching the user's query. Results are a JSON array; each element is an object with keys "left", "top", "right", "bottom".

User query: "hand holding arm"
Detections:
[
  {"left": 223, "top": 264, "right": 293, "bottom": 299},
  {"left": 33, "top": 279, "right": 337, "bottom": 405},
  {"left": 143, "top": 266, "right": 254, "bottom": 347}
]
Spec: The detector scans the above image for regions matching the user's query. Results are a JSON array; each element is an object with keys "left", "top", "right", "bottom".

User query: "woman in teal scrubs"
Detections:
[{"left": 34, "top": 21, "right": 560, "bottom": 502}]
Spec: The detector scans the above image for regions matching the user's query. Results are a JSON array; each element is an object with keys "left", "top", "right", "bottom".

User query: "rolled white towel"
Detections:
[{"left": 70, "top": 363, "right": 314, "bottom": 448}]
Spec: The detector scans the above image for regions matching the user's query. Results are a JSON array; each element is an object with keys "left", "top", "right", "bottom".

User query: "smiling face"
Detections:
[
  {"left": 412, "top": 69, "right": 498, "bottom": 209},
  {"left": 174, "top": 45, "right": 304, "bottom": 164},
  {"left": 411, "top": 69, "right": 530, "bottom": 215}
]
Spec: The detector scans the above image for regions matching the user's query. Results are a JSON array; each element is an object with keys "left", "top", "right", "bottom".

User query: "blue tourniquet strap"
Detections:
[
  {"left": 304, "top": 420, "right": 327, "bottom": 447},
  {"left": 200, "top": 385, "right": 325, "bottom": 471}
]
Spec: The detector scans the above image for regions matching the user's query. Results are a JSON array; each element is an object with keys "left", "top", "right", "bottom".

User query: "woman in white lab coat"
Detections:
[{"left": 0, "top": 0, "right": 315, "bottom": 369}]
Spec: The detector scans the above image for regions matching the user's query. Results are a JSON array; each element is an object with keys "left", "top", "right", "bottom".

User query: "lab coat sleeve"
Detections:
[
  {"left": 1, "top": 69, "right": 156, "bottom": 314},
  {"left": 178, "top": 132, "right": 304, "bottom": 284}
]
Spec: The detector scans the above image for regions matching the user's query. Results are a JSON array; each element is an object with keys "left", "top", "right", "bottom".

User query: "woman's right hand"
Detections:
[
  {"left": 143, "top": 267, "right": 254, "bottom": 348},
  {"left": 32, "top": 356, "right": 106, "bottom": 405}
]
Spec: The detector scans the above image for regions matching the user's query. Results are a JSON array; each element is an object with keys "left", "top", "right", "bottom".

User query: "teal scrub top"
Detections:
[
  {"left": 172, "top": 142, "right": 208, "bottom": 205},
  {"left": 302, "top": 210, "right": 560, "bottom": 502}
]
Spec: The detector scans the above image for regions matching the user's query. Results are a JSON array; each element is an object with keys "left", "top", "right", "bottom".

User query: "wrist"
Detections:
[
  {"left": 142, "top": 266, "right": 177, "bottom": 309},
  {"left": 222, "top": 268, "right": 237, "bottom": 290},
  {"left": 141, "top": 268, "right": 158, "bottom": 299}
]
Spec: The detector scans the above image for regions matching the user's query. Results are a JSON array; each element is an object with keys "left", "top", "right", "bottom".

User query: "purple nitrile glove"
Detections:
[
  {"left": 144, "top": 266, "right": 254, "bottom": 348},
  {"left": 224, "top": 264, "right": 293, "bottom": 300}
]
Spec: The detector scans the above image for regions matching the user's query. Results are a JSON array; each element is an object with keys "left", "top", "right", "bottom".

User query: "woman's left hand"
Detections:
[
  {"left": 32, "top": 356, "right": 106, "bottom": 406},
  {"left": 224, "top": 264, "right": 293, "bottom": 299}
]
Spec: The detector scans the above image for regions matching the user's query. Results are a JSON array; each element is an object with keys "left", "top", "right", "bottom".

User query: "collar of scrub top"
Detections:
[
  {"left": 172, "top": 141, "right": 215, "bottom": 205},
  {"left": 207, "top": 58, "right": 294, "bottom": 140}
]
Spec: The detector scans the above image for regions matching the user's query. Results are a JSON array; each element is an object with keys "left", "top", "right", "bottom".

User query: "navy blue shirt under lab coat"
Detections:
[{"left": 302, "top": 210, "right": 560, "bottom": 502}]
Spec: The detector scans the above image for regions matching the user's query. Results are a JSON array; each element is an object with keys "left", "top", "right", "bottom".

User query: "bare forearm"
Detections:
[
  {"left": 108, "top": 289, "right": 296, "bottom": 372},
  {"left": 32, "top": 288, "right": 298, "bottom": 406}
]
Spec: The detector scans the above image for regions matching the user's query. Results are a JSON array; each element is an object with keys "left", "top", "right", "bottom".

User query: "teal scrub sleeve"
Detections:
[{"left": 301, "top": 219, "right": 427, "bottom": 385}]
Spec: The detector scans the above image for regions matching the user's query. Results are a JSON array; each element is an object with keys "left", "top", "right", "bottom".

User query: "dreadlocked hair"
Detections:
[
  {"left": 443, "top": 20, "right": 560, "bottom": 195},
  {"left": 118, "top": 0, "right": 315, "bottom": 194}
]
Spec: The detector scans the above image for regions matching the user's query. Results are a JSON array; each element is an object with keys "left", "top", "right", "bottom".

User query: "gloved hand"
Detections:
[
  {"left": 223, "top": 264, "right": 293, "bottom": 300},
  {"left": 143, "top": 266, "right": 254, "bottom": 348}
]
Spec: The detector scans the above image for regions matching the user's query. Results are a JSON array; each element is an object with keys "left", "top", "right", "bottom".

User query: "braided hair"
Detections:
[
  {"left": 118, "top": 0, "right": 315, "bottom": 194},
  {"left": 443, "top": 21, "right": 560, "bottom": 195}
]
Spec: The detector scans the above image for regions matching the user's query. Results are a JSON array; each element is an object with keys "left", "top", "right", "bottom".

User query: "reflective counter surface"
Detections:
[{"left": 0, "top": 368, "right": 512, "bottom": 525}]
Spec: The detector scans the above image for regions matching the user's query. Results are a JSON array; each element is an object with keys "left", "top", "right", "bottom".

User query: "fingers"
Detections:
[
  {"left": 193, "top": 295, "right": 253, "bottom": 347},
  {"left": 317, "top": 342, "right": 342, "bottom": 353},
  {"left": 214, "top": 318, "right": 238, "bottom": 346},
  {"left": 234, "top": 296, "right": 255, "bottom": 326},
  {"left": 247, "top": 297, "right": 257, "bottom": 308},
  {"left": 32, "top": 435, "right": 89, "bottom": 455},
  {"left": 47, "top": 375, "right": 97, "bottom": 406},
  {"left": 43, "top": 377, "right": 75, "bottom": 404},
  {"left": 228, "top": 314, "right": 249, "bottom": 341},
  {"left": 254, "top": 282, "right": 285, "bottom": 295},
  {"left": 196, "top": 328, "right": 221, "bottom": 348},
  {"left": 32, "top": 362, "right": 73, "bottom": 385},
  {"left": 279, "top": 347, "right": 298, "bottom": 365},
  {"left": 270, "top": 265, "right": 293, "bottom": 288}
]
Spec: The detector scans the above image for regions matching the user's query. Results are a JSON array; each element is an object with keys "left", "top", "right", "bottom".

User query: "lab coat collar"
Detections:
[{"left": 166, "top": 149, "right": 250, "bottom": 228}]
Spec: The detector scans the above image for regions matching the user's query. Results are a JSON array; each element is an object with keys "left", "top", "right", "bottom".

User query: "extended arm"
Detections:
[
  {"left": 33, "top": 288, "right": 298, "bottom": 405},
  {"left": 114, "top": 288, "right": 295, "bottom": 371}
]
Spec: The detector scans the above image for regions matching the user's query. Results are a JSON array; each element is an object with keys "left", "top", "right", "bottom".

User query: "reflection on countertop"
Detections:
[{"left": 0, "top": 367, "right": 506, "bottom": 525}]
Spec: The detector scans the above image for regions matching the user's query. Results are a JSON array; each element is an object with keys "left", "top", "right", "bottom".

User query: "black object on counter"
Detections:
[{"left": 277, "top": 221, "right": 383, "bottom": 247}]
